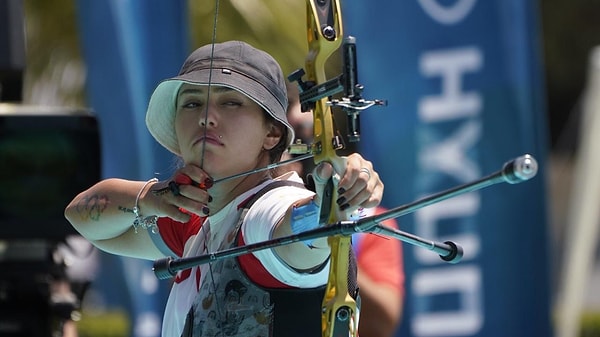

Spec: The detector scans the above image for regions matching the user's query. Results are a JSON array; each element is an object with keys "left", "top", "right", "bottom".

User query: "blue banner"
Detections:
[
  {"left": 344, "top": 1, "right": 552, "bottom": 337},
  {"left": 75, "top": 1, "right": 189, "bottom": 336}
]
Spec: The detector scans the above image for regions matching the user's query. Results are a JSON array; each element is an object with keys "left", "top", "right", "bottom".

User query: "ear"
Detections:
[{"left": 263, "top": 122, "right": 284, "bottom": 150}]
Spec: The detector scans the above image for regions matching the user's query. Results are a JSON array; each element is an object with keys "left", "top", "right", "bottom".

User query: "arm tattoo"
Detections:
[
  {"left": 118, "top": 205, "right": 135, "bottom": 214},
  {"left": 153, "top": 187, "right": 171, "bottom": 197},
  {"left": 74, "top": 194, "right": 109, "bottom": 221}
]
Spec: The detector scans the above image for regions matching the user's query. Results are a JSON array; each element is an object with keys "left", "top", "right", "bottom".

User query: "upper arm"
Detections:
[
  {"left": 272, "top": 197, "right": 330, "bottom": 270},
  {"left": 241, "top": 185, "right": 330, "bottom": 285}
]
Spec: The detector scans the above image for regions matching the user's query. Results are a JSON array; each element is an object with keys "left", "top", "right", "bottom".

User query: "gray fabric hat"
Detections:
[{"left": 145, "top": 40, "right": 294, "bottom": 155}]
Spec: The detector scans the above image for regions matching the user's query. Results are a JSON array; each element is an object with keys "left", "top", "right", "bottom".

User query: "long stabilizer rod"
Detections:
[
  {"left": 353, "top": 154, "right": 538, "bottom": 227},
  {"left": 153, "top": 154, "right": 537, "bottom": 279}
]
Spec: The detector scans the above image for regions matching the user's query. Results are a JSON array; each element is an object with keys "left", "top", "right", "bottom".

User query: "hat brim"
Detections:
[{"left": 146, "top": 68, "right": 295, "bottom": 156}]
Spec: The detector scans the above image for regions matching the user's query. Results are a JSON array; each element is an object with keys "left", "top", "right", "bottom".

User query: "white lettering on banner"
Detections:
[
  {"left": 419, "top": 47, "right": 482, "bottom": 122},
  {"left": 419, "top": 119, "right": 482, "bottom": 182},
  {"left": 414, "top": 193, "right": 481, "bottom": 264},
  {"left": 413, "top": 46, "right": 484, "bottom": 336},
  {"left": 418, "top": 0, "right": 478, "bottom": 25},
  {"left": 411, "top": 266, "right": 483, "bottom": 336}
]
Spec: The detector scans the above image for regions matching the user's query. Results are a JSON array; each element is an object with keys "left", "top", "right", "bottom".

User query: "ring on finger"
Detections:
[{"left": 359, "top": 167, "right": 371, "bottom": 180}]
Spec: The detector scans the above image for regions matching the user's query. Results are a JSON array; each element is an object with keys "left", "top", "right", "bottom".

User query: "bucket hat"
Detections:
[{"left": 146, "top": 40, "right": 294, "bottom": 155}]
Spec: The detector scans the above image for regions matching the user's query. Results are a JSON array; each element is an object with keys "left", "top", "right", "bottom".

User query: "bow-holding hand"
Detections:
[{"left": 311, "top": 153, "right": 383, "bottom": 216}]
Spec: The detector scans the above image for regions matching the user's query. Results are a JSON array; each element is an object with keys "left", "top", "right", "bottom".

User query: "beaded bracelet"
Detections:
[{"left": 132, "top": 178, "right": 159, "bottom": 234}]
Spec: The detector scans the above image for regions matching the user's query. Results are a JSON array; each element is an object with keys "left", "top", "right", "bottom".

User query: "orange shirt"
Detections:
[{"left": 353, "top": 207, "right": 404, "bottom": 295}]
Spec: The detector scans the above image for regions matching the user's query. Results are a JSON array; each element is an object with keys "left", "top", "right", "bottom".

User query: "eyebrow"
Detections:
[{"left": 178, "top": 86, "right": 235, "bottom": 96}]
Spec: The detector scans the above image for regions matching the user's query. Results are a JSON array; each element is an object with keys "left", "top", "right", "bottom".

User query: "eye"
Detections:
[
  {"left": 218, "top": 92, "right": 248, "bottom": 107},
  {"left": 180, "top": 98, "right": 204, "bottom": 110},
  {"left": 222, "top": 99, "right": 242, "bottom": 107}
]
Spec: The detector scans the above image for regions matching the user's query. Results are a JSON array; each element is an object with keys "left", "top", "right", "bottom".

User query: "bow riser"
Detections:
[{"left": 304, "top": 1, "right": 358, "bottom": 337}]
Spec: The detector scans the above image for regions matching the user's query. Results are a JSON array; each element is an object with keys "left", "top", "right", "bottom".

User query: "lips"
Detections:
[{"left": 194, "top": 132, "right": 223, "bottom": 146}]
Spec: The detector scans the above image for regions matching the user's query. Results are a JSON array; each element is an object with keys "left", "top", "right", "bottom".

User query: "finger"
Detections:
[
  {"left": 176, "top": 173, "right": 214, "bottom": 190},
  {"left": 310, "top": 162, "right": 335, "bottom": 208},
  {"left": 336, "top": 154, "right": 373, "bottom": 192},
  {"left": 176, "top": 183, "right": 212, "bottom": 204},
  {"left": 153, "top": 169, "right": 213, "bottom": 217},
  {"left": 338, "top": 164, "right": 382, "bottom": 211},
  {"left": 342, "top": 182, "right": 381, "bottom": 210},
  {"left": 162, "top": 205, "right": 192, "bottom": 223},
  {"left": 172, "top": 195, "right": 210, "bottom": 216},
  {"left": 158, "top": 186, "right": 210, "bottom": 218},
  {"left": 313, "top": 161, "right": 334, "bottom": 182},
  {"left": 175, "top": 166, "right": 214, "bottom": 189},
  {"left": 327, "top": 156, "right": 349, "bottom": 181},
  {"left": 335, "top": 157, "right": 370, "bottom": 207},
  {"left": 359, "top": 176, "right": 384, "bottom": 209},
  {"left": 171, "top": 173, "right": 212, "bottom": 216},
  {"left": 168, "top": 181, "right": 181, "bottom": 196},
  {"left": 166, "top": 169, "right": 213, "bottom": 199},
  {"left": 146, "top": 182, "right": 193, "bottom": 222}
]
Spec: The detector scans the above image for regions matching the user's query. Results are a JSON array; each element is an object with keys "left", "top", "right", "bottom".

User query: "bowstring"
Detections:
[
  {"left": 203, "top": 1, "right": 226, "bottom": 335},
  {"left": 199, "top": 0, "right": 220, "bottom": 169}
]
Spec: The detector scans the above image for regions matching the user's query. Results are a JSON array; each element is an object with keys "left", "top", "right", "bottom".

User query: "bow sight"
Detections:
[{"left": 288, "top": 36, "right": 387, "bottom": 146}]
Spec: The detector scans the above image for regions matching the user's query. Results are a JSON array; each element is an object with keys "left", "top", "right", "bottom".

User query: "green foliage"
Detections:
[
  {"left": 21, "top": 0, "right": 600, "bottom": 150},
  {"left": 539, "top": 0, "right": 600, "bottom": 150},
  {"left": 22, "top": 0, "right": 315, "bottom": 106},
  {"left": 581, "top": 311, "right": 600, "bottom": 337},
  {"left": 75, "top": 310, "right": 130, "bottom": 337},
  {"left": 188, "top": 0, "right": 307, "bottom": 75},
  {"left": 23, "top": 0, "right": 86, "bottom": 106}
]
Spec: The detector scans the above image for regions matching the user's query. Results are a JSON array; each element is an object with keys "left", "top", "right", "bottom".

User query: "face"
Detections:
[{"left": 174, "top": 83, "right": 283, "bottom": 180}]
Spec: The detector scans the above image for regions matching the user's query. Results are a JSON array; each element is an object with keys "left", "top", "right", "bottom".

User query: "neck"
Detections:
[
  {"left": 206, "top": 172, "right": 272, "bottom": 215},
  {"left": 201, "top": 150, "right": 276, "bottom": 216}
]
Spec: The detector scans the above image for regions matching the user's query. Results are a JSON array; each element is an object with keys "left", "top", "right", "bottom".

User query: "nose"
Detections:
[
  {"left": 199, "top": 117, "right": 215, "bottom": 127},
  {"left": 198, "top": 102, "right": 217, "bottom": 127}
]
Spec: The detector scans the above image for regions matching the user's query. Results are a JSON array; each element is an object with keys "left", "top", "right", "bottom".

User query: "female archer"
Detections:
[{"left": 65, "top": 40, "right": 383, "bottom": 336}]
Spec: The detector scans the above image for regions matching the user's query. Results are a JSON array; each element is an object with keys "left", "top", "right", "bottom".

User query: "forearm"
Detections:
[{"left": 64, "top": 178, "right": 153, "bottom": 241}]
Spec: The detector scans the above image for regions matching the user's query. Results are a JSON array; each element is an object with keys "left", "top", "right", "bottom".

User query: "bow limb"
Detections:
[{"left": 303, "top": 1, "right": 358, "bottom": 336}]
